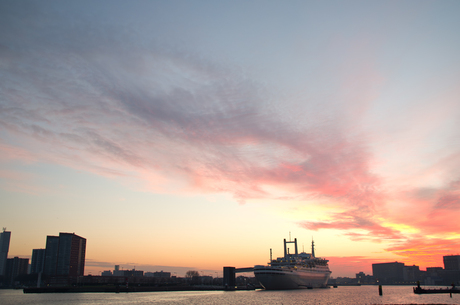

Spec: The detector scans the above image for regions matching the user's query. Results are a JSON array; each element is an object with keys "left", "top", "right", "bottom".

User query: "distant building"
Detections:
[
  {"left": 426, "top": 267, "right": 443, "bottom": 275},
  {"left": 108, "top": 265, "right": 144, "bottom": 277},
  {"left": 113, "top": 265, "right": 124, "bottom": 276},
  {"left": 372, "top": 262, "right": 405, "bottom": 284},
  {"left": 145, "top": 271, "right": 171, "bottom": 278},
  {"left": 31, "top": 249, "right": 46, "bottom": 274},
  {"left": 43, "top": 236, "right": 60, "bottom": 276},
  {"left": 43, "top": 233, "right": 86, "bottom": 277},
  {"left": 356, "top": 271, "right": 375, "bottom": 284},
  {"left": 123, "top": 269, "right": 143, "bottom": 277},
  {"left": 0, "top": 229, "right": 11, "bottom": 276},
  {"left": 444, "top": 255, "right": 460, "bottom": 271},
  {"left": 425, "top": 267, "right": 446, "bottom": 285},
  {"left": 5, "top": 257, "right": 29, "bottom": 285},
  {"left": 403, "top": 265, "right": 420, "bottom": 282},
  {"left": 329, "top": 276, "right": 358, "bottom": 285},
  {"left": 201, "top": 275, "right": 213, "bottom": 285}
]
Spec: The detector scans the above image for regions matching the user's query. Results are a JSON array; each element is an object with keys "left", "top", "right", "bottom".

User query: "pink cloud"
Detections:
[
  {"left": 0, "top": 142, "right": 37, "bottom": 163},
  {"left": 433, "top": 179, "right": 460, "bottom": 210},
  {"left": 0, "top": 169, "right": 48, "bottom": 194},
  {"left": 385, "top": 237, "right": 460, "bottom": 269},
  {"left": 300, "top": 208, "right": 403, "bottom": 242},
  {"left": 1, "top": 1, "right": 460, "bottom": 272}
]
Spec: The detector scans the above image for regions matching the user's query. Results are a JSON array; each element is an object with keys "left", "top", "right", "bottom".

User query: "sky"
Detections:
[{"left": 1, "top": 0, "right": 460, "bottom": 278}]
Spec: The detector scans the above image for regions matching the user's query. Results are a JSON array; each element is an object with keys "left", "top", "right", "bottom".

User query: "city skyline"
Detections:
[
  {"left": 3, "top": 228, "right": 459, "bottom": 278},
  {"left": 1, "top": 0, "right": 460, "bottom": 278}
]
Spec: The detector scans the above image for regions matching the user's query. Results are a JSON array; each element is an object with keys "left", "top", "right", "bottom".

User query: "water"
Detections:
[{"left": 1, "top": 286, "right": 458, "bottom": 304}]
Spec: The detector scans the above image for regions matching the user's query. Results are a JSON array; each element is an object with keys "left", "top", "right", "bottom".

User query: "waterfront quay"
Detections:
[
  {"left": 23, "top": 284, "right": 257, "bottom": 293},
  {"left": 21, "top": 267, "right": 261, "bottom": 293}
]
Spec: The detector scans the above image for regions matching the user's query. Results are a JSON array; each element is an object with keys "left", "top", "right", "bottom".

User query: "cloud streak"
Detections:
[
  {"left": 1, "top": 0, "right": 460, "bottom": 271},
  {"left": 1, "top": 3, "right": 378, "bottom": 205}
]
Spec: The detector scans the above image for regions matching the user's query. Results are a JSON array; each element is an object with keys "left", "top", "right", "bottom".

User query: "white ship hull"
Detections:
[
  {"left": 254, "top": 266, "right": 331, "bottom": 290},
  {"left": 255, "top": 237, "right": 331, "bottom": 290}
]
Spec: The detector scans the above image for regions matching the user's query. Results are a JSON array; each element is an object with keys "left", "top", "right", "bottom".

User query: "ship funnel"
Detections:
[
  {"left": 284, "top": 239, "right": 286, "bottom": 257},
  {"left": 283, "top": 237, "right": 298, "bottom": 258}
]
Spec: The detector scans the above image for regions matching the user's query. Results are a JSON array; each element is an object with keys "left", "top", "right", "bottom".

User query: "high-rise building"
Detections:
[
  {"left": 43, "top": 236, "right": 60, "bottom": 276},
  {"left": 43, "top": 233, "right": 86, "bottom": 277},
  {"left": 5, "top": 257, "right": 29, "bottom": 285},
  {"left": 56, "top": 233, "right": 86, "bottom": 277},
  {"left": 443, "top": 255, "right": 460, "bottom": 270},
  {"left": 31, "top": 249, "right": 46, "bottom": 274},
  {"left": 0, "top": 229, "right": 11, "bottom": 276}
]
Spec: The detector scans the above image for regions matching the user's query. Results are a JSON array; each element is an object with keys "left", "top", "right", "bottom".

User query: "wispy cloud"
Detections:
[
  {"left": 1, "top": 0, "right": 460, "bottom": 270},
  {"left": 1, "top": 2, "right": 379, "bottom": 206}
]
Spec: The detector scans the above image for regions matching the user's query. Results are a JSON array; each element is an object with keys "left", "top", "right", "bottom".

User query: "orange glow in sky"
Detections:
[{"left": 1, "top": 0, "right": 460, "bottom": 278}]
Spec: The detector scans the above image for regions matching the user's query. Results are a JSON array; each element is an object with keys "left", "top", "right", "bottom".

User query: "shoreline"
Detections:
[{"left": 23, "top": 285, "right": 257, "bottom": 293}]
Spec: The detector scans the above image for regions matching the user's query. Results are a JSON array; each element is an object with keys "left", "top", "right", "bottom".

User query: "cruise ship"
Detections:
[{"left": 254, "top": 237, "right": 331, "bottom": 289}]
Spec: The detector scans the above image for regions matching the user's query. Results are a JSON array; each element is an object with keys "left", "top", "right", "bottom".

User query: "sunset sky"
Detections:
[{"left": 1, "top": 0, "right": 460, "bottom": 278}]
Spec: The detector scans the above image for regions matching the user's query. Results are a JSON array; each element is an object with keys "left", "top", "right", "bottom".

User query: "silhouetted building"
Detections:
[
  {"left": 356, "top": 271, "right": 375, "bottom": 284},
  {"left": 403, "top": 265, "right": 420, "bottom": 282},
  {"left": 329, "top": 276, "right": 359, "bottom": 285},
  {"left": 43, "top": 236, "right": 60, "bottom": 276},
  {"left": 113, "top": 265, "right": 124, "bottom": 276},
  {"left": 106, "top": 265, "right": 143, "bottom": 277},
  {"left": 372, "top": 262, "right": 405, "bottom": 284},
  {"left": 145, "top": 271, "right": 171, "bottom": 278},
  {"left": 5, "top": 257, "right": 29, "bottom": 285},
  {"left": 426, "top": 267, "right": 443, "bottom": 275},
  {"left": 123, "top": 269, "right": 143, "bottom": 277},
  {"left": 442, "top": 270, "right": 460, "bottom": 286},
  {"left": 31, "top": 249, "right": 46, "bottom": 274},
  {"left": 444, "top": 255, "right": 460, "bottom": 271},
  {"left": 57, "top": 233, "right": 86, "bottom": 276},
  {"left": 43, "top": 233, "right": 86, "bottom": 277},
  {"left": 0, "top": 229, "right": 11, "bottom": 276},
  {"left": 424, "top": 267, "right": 444, "bottom": 285},
  {"left": 153, "top": 271, "right": 170, "bottom": 278}
]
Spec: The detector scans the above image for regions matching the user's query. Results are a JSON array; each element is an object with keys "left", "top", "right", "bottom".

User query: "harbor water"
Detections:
[{"left": 1, "top": 286, "right": 459, "bottom": 305}]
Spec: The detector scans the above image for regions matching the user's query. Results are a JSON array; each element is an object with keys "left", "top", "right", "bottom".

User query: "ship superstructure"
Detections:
[{"left": 254, "top": 237, "right": 331, "bottom": 289}]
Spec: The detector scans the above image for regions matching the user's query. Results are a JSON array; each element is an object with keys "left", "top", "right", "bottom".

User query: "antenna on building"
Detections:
[{"left": 289, "top": 231, "right": 291, "bottom": 241}]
